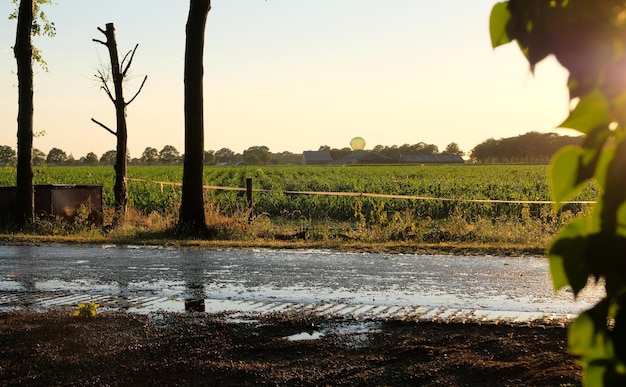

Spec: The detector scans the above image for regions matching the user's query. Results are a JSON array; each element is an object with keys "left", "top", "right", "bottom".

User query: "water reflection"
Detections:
[
  {"left": 0, "top": 245, "right": 605, "bottom": 316},
  {"left": 184, "top": 298, "right": 205, "bottom": 312},
  {"left": 13, "top": 246, "right": 39, "bottom": 292},
  {"left": 180, "top": 251, "right": 207, "bottom": 312}
]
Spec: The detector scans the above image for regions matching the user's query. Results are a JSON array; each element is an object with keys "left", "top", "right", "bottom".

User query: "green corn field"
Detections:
[{"left": 0, "top": 164, "right": 598, "bottom": 223}]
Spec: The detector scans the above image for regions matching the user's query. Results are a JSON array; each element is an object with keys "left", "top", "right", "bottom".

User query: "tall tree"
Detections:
[
  {"left": 32, "top": 148, "right": 45, "bottom": 165},
  {"left": 45, "top": 147, "right": 67, "bottom": 164},
  {"left": 442, "top": 143, "right": 464, "bottom": 156},
  {"left": 159, "top": 145, "right": 181, "bottom": 165},
  {"left": 178, "top": 0, "right": 211, "bottom": 235},
  {"left": 11, "top": 0, "right": 54, "bottom": 228},
  {"left": 0, "top": 146, "right": 17, "bottom": 165},
  {"left": 141, "top": 147, "right": 159, "bottom": 165},
  {"left": 242, "top": 146, "right": 272, "bottom": 165},
  {"left": 99, "top": 150, "right": 117, "bottom": 165},
  {"left": 203, "top": 150, "right": 216, "bottom": 165},
  {"left": 92, "top": 23, "right": 147, "bottom": 225},
  {"left": 13, "top": 0, "right": 35, "bottom": 228},
  {"left": 215, "top": 147, "right": 235, "bottom": 164},
  {"left": 82, "top": 152, "right": 99, "bottom": 165}
]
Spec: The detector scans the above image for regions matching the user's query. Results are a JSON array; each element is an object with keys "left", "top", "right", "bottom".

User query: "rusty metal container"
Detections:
[
  {"left": 34, "top": 185, "right": 103, "bottom": 225},
  {"left": 0, "top": 185, "right": 103, "bottom": 225}
]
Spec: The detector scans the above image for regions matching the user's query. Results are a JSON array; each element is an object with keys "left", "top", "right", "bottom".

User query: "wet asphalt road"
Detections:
[{"left": 0, "top": 245, "right": 603, "bottom": 316}]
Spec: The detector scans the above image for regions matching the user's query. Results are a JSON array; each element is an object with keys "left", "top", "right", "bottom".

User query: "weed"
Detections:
[{"left": 73, "top": 301, "right": 99, "bottom": 318}]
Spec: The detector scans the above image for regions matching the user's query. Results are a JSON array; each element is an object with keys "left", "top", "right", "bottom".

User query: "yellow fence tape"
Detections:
[{"left": 127, "top": 178, "right": 595, "bottom": 205}]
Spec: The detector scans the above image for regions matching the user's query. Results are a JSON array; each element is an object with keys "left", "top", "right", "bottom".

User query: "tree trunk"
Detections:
[
  {"left": 178, "top": 0, "right": 210, "bottom": 235},
  {"left": 92, "top": 24, "right": 147, "bottom": 226},
  {"left": 101, "top": 23, "right": 128, "bottom": 224},
  {"left": 14, "top": 0, "right": 34, "bottom": 229}
]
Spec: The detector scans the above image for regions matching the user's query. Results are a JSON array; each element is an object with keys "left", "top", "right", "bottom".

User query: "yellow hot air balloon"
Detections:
[{"left": 350, "top": 137, "right": 366, "bottom": 151}]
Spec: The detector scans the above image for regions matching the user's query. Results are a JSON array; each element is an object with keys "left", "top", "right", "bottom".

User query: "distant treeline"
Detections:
[
  {"left": 0, "top": 131, "right": 582, "bottom": 166},
  {"left": 469, "top": 131, "right": 582, "bottom": 163},
  {"left": 0, "top": 142, "right": 462, "bottom": 166}
]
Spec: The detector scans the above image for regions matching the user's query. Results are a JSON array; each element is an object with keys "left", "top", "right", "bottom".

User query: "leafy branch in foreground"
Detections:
[
  {"left": 9, "top": 0, "right": 56, "bottom": 71},
  {"left": 491, "top": 1, "right": 626, "bottom": 384}
]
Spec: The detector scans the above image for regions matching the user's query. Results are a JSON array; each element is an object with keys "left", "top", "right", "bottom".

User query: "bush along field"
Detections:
[{"left": 0, "top": 164, "right": 597, "bottom": 247}]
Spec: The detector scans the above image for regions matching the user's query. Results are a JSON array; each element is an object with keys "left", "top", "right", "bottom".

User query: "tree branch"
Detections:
[
  {"left": 91, "top": 118, "right": 117, "bottom": 136},
  {"left": 95, "top": 70, "right": 115, "bottom": 103},
  {"left": 122, "top": 44, "right": 139, "bottom": 76},
  {"left": 94, "top": 68, "right": 108, "bottom": 83},
  {"left": 101, "top": 85, "right": 115, "bottom": 103},
  {"left": 121, "top": 50, "right": 132, "bottom": 72},
  {"left": 126, "top": 75, "right": 148, "bottom": 105},
  {"left": 93, "top": 26, "right": 109, "bottom": 47}
]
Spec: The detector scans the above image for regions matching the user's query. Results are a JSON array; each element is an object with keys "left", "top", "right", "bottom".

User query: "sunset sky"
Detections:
[{"left": 0, "top": 0, "right": 573, "bottom": 160}]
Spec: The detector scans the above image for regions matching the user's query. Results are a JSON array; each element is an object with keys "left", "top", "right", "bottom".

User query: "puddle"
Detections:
[
  {"left": 284, "top": 320, "right": 381, "bottom": 349},
  {"left": 286, "top": 331, "right": 325, "bottom": 341},
  {"left": 0, "top": 245, "right": 606, "bottom": 321},
  {"left": 0, "top": 290, "right": 587, "bottom": 325},
  {"left": 0, "top": 281, "right": 26, "bottom": 291}
]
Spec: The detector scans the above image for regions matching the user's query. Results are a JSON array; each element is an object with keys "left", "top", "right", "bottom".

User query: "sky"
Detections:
[{"left": 0, "top": 0, "right": 573, "bottom": 160}]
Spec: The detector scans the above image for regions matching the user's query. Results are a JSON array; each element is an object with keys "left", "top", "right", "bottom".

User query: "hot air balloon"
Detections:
[{"left": 350, "top": 137, "right": 366, "bottom": 151}]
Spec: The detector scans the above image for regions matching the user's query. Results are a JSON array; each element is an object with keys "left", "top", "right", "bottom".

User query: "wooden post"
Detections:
[{"left": 246, "top": 178, "right": 253, "bottom": 223}]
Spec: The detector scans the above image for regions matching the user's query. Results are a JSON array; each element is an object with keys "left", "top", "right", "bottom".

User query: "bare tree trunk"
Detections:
[
  {"left": 94, "top": 24, "right": 128, "bottom": 225},
  {"left": 14, "top": 0, "right": 34, "bottom": 229},
  {"left": 178, "top": 0, "right": 210, "bottom": 236},
  {"left": 92, "top": 24, "right": 146, "bottom": 226}
]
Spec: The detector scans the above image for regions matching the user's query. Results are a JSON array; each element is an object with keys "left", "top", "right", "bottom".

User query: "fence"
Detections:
[{"left": 128, "top": 178, "right": 595, "bottom": 220}]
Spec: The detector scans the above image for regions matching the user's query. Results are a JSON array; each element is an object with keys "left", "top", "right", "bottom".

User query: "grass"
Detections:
[
  {"left": 0, "top": 165, "right": 592, "bottom": 255},
  {"left": 0, "top": 200, "right": 584, "bottom": 256}
]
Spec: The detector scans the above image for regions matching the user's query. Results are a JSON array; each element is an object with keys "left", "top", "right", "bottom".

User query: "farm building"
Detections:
[
  {"left": 303, "top": 151, "right": 463, "bottom": 165},
  {"left": 302, "top": 151, "right": 333, "bottom": 165},
  {"left": 331, "top": 151, "right": 393, "bottom": 165},
  {"left": 399, "top": 154, "right": 465, "bottom": 164},
  {"left": 302, "top": 151, "right": 394, "bottom": 165}
]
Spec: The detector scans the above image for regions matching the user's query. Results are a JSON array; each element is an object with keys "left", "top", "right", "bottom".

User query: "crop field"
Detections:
[{"left": 0, "top": 164, "right": 597, "bottom": 224}]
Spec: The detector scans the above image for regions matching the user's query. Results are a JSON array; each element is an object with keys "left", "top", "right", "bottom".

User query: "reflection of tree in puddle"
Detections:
[
  {"left": 184, "top": 298, "right": 205, "bottom": 312},
  {"left": 13, "top": 246, "right": 39, "bottom": 292},
  {"left": 181, "top": 258, "right": 207, "bottom": 312},
  {"left": 11, "top": 273, "right": 36, "bottom": 292}
]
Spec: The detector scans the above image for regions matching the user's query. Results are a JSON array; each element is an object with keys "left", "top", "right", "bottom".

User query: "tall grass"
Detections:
[{"left": 0, "top": 164, "right": 596, "bottom": 247}]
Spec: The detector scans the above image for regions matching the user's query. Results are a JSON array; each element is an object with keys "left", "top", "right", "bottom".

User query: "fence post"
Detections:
[{"left": 246, "top": 178, "right": 253, "bottom": 223}]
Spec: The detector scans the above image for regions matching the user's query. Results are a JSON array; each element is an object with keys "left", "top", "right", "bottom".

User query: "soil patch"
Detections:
[{"left": 0, "top": 310, "right": 580, "bottom": 386}]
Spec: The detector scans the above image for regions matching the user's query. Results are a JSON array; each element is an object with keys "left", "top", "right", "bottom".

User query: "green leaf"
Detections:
[
  {"left": 550, "top": 141, "right": 604, "bottom": 210},
  {"left": 593, "top": 148, "right": 613, "bottom": 194},
  {"left": 569, "top": 312, "right": 597, "bottom": 356},
  {"left": 547, "top": 247, "right": 571, "bottom": 293},
  {"left": 548, "top": 217, "right": 590, "bottom": 294},
  {"left": 590, "top": 199, "right": 605, "bottom": 234},
  {"left": 550, "top": 146, "right": 583, "bottom": 207},
  {"left": 559, "top": 90, "right": 611, "bottom": 134},
  {"left": 617, "top": 202, "right": 626, "bottom": 237},
  {"left": 584, "top": 362, "right": 608, "bottom": 386},
  {"left": 490, "top": 2, "right": 512, "bottom": 48},
  {"left": 578, "top": 125, "right": 612, "bottom": 191},
  {"left": 569, "top": 303, "right": 614, "bottom": 358}
]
